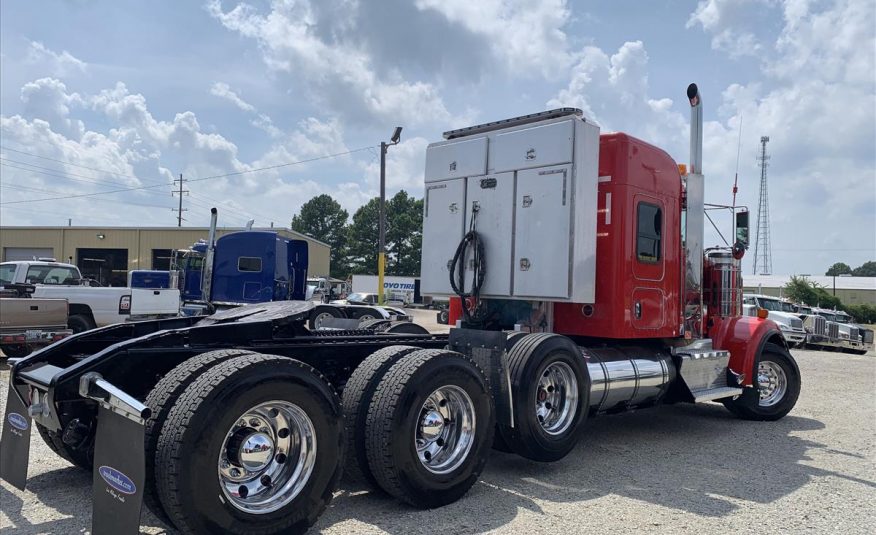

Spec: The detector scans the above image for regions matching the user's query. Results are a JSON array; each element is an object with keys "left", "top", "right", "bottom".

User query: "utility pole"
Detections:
[
  {"left": 378, "top": 127, "right": 403, "bottom": 305},
  {"left": 172, "top": 173, "right": 189, "bottom": 227},
  {"left": 753, "top": 136, "right": 772, "bottom": 275}
]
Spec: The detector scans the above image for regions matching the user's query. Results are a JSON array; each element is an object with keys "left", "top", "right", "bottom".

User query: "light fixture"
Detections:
[{"left": 97, "top": 234, "right": 106, "bottom": 240}]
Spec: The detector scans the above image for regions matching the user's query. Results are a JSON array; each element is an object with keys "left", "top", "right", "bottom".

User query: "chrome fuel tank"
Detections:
[{"left": 583, "top": 346, "right": 676, "bottom": 413}]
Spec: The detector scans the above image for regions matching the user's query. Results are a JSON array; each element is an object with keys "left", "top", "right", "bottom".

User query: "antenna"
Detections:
[
  {"left": 752, "top": 136, "right": 772, "bottom": 275},
  {"left": 732, "top": 115, "right": 742, "bottom": 207}
]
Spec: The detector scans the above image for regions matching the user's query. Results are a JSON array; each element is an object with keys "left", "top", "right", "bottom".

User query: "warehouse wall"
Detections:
[
  {"left": 0, "top": 226, "right": 330, "bottom": 278},
  {"left": 742, "top": 285, "right": 876, "bottom": 306}
]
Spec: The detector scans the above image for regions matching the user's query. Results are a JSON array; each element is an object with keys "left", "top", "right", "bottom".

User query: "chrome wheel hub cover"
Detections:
[
  {"left": 758, "top": 360, "right": 787, "bottom": 407},
  {"left": 218, "top": 401, "right": 317, "bottom": 514},
  {"left": 536, "top": 361, "right": 579, "bottom": 435},
  {"left": 414, "top": 385, "right": 476, "bottom": 475}
]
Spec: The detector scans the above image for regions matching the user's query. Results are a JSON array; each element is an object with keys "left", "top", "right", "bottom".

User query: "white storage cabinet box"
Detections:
[{"left": 420, "top": 110, "right": 599, "bottom": 303}]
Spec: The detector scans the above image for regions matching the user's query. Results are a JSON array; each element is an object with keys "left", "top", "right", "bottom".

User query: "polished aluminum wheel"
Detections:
[
  {"left": 218, "top": 400, "right": 316, "bottom": 514},
  {"left": 414, "top": 385, "right": 475, "bottom": 475},
  {"left": 536, "top": 361, "right": 579, "bottom": 435},
  {"left": 758, "top": 360, "right": 787, "bottom": 407},
  {"left": 313, "top": 312, "right": 335, "bottom": 329}
]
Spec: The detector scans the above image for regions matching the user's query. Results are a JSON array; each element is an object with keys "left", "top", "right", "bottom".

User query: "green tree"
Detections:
[
  {"left": 851, "top": 261, "right": 876, "bottom": 277},
  {"left": 291, "top": 194, "right": 349, "bottom": 278},
  {"left": 825, "top": 262, "right": 853, "bottom": 276},
  {"left": 784, "top": 275, "right": 842, "bottom": 309},
  {"left": 344, "top": 198, "right": 380, "bottom": 275},
  {"left": 386, "top": 190, "right": 423, "bottom": 276}
]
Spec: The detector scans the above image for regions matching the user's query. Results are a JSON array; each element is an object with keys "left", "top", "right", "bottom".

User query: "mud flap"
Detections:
[
  {"left": 79, "top": 372, "right": 151, "bottom": 535},
  {"left": 0, "top": 384, "right": 32, "bottom": 490},
  {"left": 91, "top": 404, "right": 146, "bottom": 535}
]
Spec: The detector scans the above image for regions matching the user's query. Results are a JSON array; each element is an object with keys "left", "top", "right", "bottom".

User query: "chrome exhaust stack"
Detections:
[
  {"left": 683, "top": 83, "right": 705, "bottom": 339},
  {"left": 201, "top": 207, "right": 218, "bottom": 303}
]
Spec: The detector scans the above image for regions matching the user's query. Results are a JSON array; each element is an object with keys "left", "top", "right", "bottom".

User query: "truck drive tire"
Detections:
[
  {"left": 722, "top": 342, "right": 801, "bottom": 421},
  {"left": 308, "top": 305, "right": 345, "bottom": 330},
  {"left": 342, "top": 345, "right": 420, "bottom": 488},
  {"left": 154, "top": 353, "right": 343, "bottom": 535},
  {"left": 0, "top": 344, "right": 31, "bottom": 359},
  {"left": 359, "top": 318, "right": 392, "bottom": 332},
  {"left": 143, "top": 348, "right": 256, "bottom": 526},
  {"left": 35, "top": 422, "right": 93, "bottom": 470},
  {"left": 497, "top": 333, "right": 590, "bottom": 462},
  {"left": 384, "top": 321, "right": 430, "bottom": 335},
  {"left": 364, "top": 349, "right": 494, "bottom": 508},
  {"left": 68, "top": 314, "right": 95, "bottom": 334}
]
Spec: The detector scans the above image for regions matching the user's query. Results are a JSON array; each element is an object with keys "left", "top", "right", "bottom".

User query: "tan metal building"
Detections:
[
  {"left": 0, "top": 226, "right": 330, "bottom": 286},
  {"left": 744, "top": 275, "right": 876, "bottom": 306}
]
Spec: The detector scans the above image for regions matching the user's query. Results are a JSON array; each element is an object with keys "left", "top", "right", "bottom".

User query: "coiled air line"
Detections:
[{"left": 449, "top": 202, "right": 487, "bottom": 325}]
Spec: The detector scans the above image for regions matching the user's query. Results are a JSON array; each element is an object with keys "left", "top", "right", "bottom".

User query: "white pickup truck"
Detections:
[{"left": 0, "top": 260, "right": 180, "bottom": 332}]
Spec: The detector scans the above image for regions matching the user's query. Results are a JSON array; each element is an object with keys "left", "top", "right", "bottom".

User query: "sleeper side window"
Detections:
[
  {"left": 238, "top": 257, "right": 262, "bottom": 272},
  {"left": 636, "top": 202, "right": 662, "bottom": 263}
]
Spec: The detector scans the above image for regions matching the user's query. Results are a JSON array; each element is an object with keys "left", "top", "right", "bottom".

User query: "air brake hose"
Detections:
[{"left": 449, "top": 205, "right": 486, "bottom": 324}]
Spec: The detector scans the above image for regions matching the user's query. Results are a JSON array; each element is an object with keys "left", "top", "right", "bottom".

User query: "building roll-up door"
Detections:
[{"left": 3, "top": 247, "right": 54, "bottom": 261}]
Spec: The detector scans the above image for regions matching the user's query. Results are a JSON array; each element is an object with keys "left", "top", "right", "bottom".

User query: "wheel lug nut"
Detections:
[
  {"left": 260, "top": 474, "right": 272, "bottom": 487},
  {"left": 238, "top": 420, "right": 247, "bottom": 427},
  {"left": 238, "top": 485, "right": 248, "bottom": 498},
  {"left": 230, "top": 468, "right": 241, "bottom": 477},
  {"left": 269, "top": 408, "right": 279, "bottom": 417},
  {"left": 277, "top": 428, "right": 290, "bottom": 439},
  {"left": 249, "top": 418, "right": 260, "bottom": 427},
  {"left": 275, "top": 453, "right": 287, "bottom": 464},
  {"left": 221, "top": 460, "right": 230, "bottom": 469},
  {"left": 436, "top": 438, "right": 444, "bottom": 447}
]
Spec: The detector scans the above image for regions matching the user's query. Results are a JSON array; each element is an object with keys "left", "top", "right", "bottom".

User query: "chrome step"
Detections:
[
  {"left": 692, "top": 386, "right": 743, "bottom": 403},
  {"left": 675, "top": 346, "right": 735, "bottom": 400}
]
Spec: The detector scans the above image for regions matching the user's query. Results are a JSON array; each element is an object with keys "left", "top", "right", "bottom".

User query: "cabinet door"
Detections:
[
  {"left": 513, "top": 165, "right": 572, "bottom": 298},
  {"left": 465, "top": 173, "right": 514, "bottom": 296},
  {"left": 421, "top": 178, "right": 466, "bottom": 295}
]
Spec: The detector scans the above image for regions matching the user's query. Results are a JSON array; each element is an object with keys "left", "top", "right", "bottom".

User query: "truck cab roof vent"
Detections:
[{"left": 442, "top": 108, "right": 584, "bottom": 139}]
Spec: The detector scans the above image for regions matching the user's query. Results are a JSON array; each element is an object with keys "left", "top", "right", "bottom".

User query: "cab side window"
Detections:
[{"left": 636, "top": 202, "right": 662, "bottom": 263}]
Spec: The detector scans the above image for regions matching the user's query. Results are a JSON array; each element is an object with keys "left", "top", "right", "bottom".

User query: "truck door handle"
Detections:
[
  {"left": 634, "top": 302, "right": 642, "bottom": 319},
  {"left": 153, "top": 291, "right": 160, "bottom": 295}
]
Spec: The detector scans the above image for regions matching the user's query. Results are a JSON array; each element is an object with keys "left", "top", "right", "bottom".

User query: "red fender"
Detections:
[{"left": 709, "top": 315, "right": 788, "bottom": 386}]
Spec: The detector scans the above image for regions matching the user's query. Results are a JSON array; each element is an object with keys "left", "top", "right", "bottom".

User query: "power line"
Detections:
[
  {"left": 0, "top": 183, "right": 173, "bottom": 209},
  {"left": 0, "top": 145, "right": 375, "bottom": 205},
  {"left": 0, "top": 159, "right": 161, "bottom": 190},
  {"left": 0, "top": 145, "right": 150, "bottom": 182}
]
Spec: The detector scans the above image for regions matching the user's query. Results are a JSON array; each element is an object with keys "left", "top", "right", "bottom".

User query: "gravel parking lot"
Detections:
[{"left": 1, "top": 314, "right": 873, "bottom": 534}]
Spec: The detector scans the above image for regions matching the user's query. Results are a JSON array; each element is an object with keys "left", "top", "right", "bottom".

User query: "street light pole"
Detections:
[{"left": 378, "top": 127, "right": 403, "bottom": 305}]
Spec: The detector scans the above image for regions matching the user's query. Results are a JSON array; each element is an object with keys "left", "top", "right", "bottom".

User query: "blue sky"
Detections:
[{"left": 1, "top": 0, "right": 873, "bottom": 276}]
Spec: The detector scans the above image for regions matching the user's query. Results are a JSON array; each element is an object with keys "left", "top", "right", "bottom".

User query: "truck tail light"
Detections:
[{"left": 119, "top": 295, "right": 131, "bottom": 314}]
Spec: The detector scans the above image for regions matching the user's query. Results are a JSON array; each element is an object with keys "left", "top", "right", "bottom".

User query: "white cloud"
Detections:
[
  {"left": 359, "top": 136, "right": 429, "bottom": 192},
  {"left": 210, "top": 82, "right": 256, "bottom": 112},
  {"left": 547, "top": 41, "right": 688, "bottom": 157},
  {"left": 686, "top": 0, "right": 769, "bottom": 58},
  {"left": 1, "top": 77, "right": 382, "bottom": 229},
  {"left": 24, "top": 41, "right": 87, "bottom": 75},
  {"left": 210, "top": 81, "right": 282, "bottom": 137},
  {"left": 414, "top": 0, "right": 573, "bottom": 77},
  {"left": 206, "top": 0, "right": 457, "bottom": 126}
]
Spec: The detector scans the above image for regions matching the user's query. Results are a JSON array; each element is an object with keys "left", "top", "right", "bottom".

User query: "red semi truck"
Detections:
[{"left": 0, "top": 84, "right": 797, "bottom": 535}]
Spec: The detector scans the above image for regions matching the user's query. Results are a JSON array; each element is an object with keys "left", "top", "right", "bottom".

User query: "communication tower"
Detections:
[{"left": 752, "top": 136, "right": 772, "bottom": 275}]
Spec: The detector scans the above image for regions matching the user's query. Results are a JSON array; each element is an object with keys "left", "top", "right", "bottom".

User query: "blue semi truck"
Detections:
[{"left": 173, "top": 209, "right": 414, "bottom": 330}]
